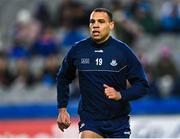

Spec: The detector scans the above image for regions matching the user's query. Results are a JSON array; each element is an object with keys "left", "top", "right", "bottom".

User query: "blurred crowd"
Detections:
[{"left": 0, "top": 0, "right": 180, "bottom": 100}]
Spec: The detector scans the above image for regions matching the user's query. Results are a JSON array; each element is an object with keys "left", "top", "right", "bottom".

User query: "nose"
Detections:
[{"left": 92, "top": 21, "right": 99, "bottom": 28}]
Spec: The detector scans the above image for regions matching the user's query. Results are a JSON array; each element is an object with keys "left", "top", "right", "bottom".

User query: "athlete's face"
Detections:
[{"left": 89, "top": 11, "right": 114, "bottom": 44}]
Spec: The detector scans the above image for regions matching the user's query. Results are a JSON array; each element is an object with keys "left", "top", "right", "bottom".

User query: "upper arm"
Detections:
[
  {"left": 57, "top": 48, "right": 76, "bottom": 83},
  {"left": 125, "top": 48, "right": 148, "bottom": 85}
]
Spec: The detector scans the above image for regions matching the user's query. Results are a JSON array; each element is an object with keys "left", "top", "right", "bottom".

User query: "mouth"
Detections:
[{"left": 92, "top": 31, "right": 100, "bottom": 36}]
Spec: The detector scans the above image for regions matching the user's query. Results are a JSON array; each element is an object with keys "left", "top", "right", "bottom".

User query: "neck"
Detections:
[
  {"left": 94, "top": 35, "right": 110, "bottom": 44},
  {"left": 89, "top": 36, "right": 112, "bottom": 48}
]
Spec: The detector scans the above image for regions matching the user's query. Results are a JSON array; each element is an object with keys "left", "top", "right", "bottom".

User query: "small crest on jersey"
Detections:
[
  {"left": 81, "top": 58, "right": 90, "bottom": 64},
  {"left": 110, "top": 59, "right": 118, "bottom": 66}
]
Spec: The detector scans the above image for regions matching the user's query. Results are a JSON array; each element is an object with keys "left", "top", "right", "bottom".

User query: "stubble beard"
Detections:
[{"left": 91, "top": 34, "right": 109, "bottom": 44}]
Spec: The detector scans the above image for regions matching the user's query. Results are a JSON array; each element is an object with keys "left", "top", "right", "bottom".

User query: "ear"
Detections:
[{"left": 110, "top": 21, "right": 114, "bottom": 30}]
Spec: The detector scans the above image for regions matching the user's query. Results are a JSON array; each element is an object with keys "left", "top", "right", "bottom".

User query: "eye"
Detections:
[
  {"left": 98, "top": 19, "right": 105, "bottom": 23},
  {"left": 89, "top": 19, "right": 95, "bottom": 24}
]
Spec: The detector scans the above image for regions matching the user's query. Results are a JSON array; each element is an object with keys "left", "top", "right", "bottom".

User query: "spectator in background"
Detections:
[
  {"left": 127, "top": 0, "right": 152, "bottom": 18},
  {"left": 40, "top": 55, "right": 59, "bottom": 87},
  {"left": 60, "top": 28, "right": 87, "bottom": 54},
  {"left": 160, "top": 0, "right": 180, "bottom": 32},
  {"left": 54, "top": 0, "right": 88, "bottom": 54},
  {"left": 31, "top": 27, "right": 59, "bottom": 57},
  {"left": 0, "top": 52, "right": 15, "bottom": 89},
  {"left": 132, "top": 2, "right": 159, "bottom": 34},
  {"left": 34, "top": 1, "right": 52, "bottom": 28},
  {"left": 8, "top": 39, "right": 31, "bottom": 60},
  {"left": 13, "top": 58, "right": 36, "bottom": 88},
  {"left": 54, "top": 0, "right": 89, "bottom": 28},
  {"left": 155, "top": 47, "right": 178, "bottom": 79},
  {"left": 14, "top": 9, "right": 41, "bottom": 46},
  {"left": 154, "top": 46, "right": 178, "bottom": 98},
  {"left": 126, "top": 0, "right": 159, "bottom": 34},
  {"left": 112, "top": 0, "right": 143, "bottom": 45},
  {"left": 137, "top": 50, "right": 159, "bottom": 98},
  {"left": 127, "top": 0, "right": 141, "bottom": 17},
  {"left": 9, "top": 9, "right": 41, "bottom": 60},
  {"left": 53, "top": 0, "right": 74, "bottom": 28}
]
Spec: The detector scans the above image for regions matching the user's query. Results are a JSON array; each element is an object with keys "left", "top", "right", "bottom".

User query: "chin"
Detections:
[{"left": 92, "top": 36, "right": 101, "bottom": 41}]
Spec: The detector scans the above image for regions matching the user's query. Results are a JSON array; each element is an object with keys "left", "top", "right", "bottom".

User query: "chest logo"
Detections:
[
  {"left": 81, "top": 58, "right": 90, "bottom": 64},
  {"left": 94, "top": 50, "right": 103, "bottom": 53},
  {"left": 110, "top": 59, "right": 118, "bottom": 66}
]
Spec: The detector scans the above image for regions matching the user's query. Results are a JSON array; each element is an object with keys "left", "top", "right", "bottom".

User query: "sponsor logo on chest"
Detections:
[{"left": 94, "top": 50, "right": 103, "bottom": 53}]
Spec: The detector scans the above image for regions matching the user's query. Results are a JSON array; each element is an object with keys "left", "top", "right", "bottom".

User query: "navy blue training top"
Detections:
[{"left": 57, "top": 36, "right": 149, "bottom": 120}]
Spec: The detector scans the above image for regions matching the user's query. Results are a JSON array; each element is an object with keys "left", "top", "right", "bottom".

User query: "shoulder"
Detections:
[
  {"left": 111, "top": 37, "right": 133, "bottom": 52},
  {"left": 74, "top": 37, "right": 90, "bottom": 48},
  {"left": 67, "top": 37, "right": 90, "bottom": 55},
  {"left": 111, "top": 37, "right": 139, "bottom": 59}
]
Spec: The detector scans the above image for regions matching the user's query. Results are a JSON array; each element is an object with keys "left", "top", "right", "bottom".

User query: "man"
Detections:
[{"left": 56, "top": 8, "right": 149, "bottom": 138}]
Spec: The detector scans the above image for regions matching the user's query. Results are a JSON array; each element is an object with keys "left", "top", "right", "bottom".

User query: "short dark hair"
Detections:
[{"left": 92, "top": 8, "right": 113, "bottom": 22}]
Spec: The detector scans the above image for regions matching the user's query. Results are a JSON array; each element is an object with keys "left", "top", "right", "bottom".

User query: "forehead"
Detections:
[{"left": 90, "top": 11, "right": 109, "bottom": 20}]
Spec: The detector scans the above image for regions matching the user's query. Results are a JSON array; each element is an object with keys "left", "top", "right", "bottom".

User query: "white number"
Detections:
[{"left": 96, "top": 58, "right": 103, "bottom": 65}]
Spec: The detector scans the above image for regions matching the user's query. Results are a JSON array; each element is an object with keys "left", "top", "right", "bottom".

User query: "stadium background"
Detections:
[{"left": 0, "top": 0, "right": 180, "bottom": 137}]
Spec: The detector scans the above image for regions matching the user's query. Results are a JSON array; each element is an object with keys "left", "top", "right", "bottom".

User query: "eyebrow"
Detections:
[{"left": 89, "top": 19, "right": 107, "bottom": 23}]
